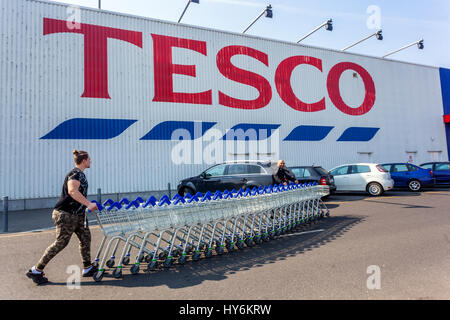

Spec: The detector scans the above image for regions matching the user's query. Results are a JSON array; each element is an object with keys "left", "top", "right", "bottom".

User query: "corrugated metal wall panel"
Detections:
[{"left": 0, "top": 0, "right": 447, "bottom": 200}]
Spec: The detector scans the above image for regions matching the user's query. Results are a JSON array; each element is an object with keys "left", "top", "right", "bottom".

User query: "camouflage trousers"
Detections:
[{"left": 36, "top": 210, "right": 92, "bottom": 270}]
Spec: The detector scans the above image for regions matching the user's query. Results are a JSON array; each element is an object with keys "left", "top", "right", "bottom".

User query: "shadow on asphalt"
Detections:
[
  {"left": 42, "top": 215, "right": 366, "bottom": 288},
  {"left": 324, "top": 190, "right": 422, "bottom": 203}
]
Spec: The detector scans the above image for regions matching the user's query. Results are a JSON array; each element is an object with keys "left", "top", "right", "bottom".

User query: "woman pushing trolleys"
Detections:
[{"left": 26, "top": 150, "right": 98, "bottom": 285}]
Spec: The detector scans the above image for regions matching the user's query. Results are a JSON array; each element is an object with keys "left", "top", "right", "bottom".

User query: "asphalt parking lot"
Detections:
[{"left": 1, "top": 188, "right": 449, "bottom": 300}]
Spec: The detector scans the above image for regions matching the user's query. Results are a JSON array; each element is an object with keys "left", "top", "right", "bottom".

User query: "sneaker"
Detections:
[
  {"left": 82, "top": 265, "right": 98, "bottom": 277},
  {"left": 26, "top": 269, "right": 49, "bottom": 285}
]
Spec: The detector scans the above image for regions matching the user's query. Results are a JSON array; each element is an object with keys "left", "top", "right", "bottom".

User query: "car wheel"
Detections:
[
  {"left": 180, "top": 187, "right": 194, "bottom": 197},
  {"left": 408, "top": 180, "right": 421, "bottom": 192},
  {"left": 367, "top": 182, "right": 383, "bottom": 196}
]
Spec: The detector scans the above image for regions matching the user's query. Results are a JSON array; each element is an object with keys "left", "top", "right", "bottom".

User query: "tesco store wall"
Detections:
[{"left": 0, "top": 0, "right": 448, "bottom": 201}]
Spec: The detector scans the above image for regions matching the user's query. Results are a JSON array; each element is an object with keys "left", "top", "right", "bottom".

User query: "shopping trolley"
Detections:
[{"left": 90, "top": 183, "right": 330, "bottom": 282}]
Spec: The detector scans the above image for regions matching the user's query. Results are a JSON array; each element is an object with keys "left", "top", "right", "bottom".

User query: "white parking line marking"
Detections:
[{"left": 278, "top": 229, "right": 325, "bottom": 238}]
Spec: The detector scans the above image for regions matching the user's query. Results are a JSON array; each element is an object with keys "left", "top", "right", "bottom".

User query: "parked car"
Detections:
[
  {"left": 381, "top": 163, "right": 434, "bottom": 191},
  {"left": 329, "top": 163, "right": 394, "bottom": 196},
  {"left": 177, "top": 161, "right": 277, "bottom": 197},
  {"left": 290, "top": 166, "right": 337, "bottom": 194},
  {"left": 419, "top": 162, "right": 450, "bottom": 185}
]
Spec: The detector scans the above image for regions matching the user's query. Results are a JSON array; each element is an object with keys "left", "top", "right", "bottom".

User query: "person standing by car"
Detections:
[
  {"left": 273, "top": 160, "right": 298, "bottom": 186},
  {"left": 26, "top": 150, "right": 98, "bottom": 285}
]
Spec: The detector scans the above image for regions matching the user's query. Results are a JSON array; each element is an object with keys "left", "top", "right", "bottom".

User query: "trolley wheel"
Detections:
[
  {"left": 159, "top": 251, "right": 168, "bottom": 260},
  {"left": 175, "top": 248, "right": 184, "bottom": 258},
  {"left": 245, "top": 238, "right": 253, "bottom": 247},
  {"left": 137, "top": 255, "right": 145, "bottom": 263},
  {"left": 326, "top": 211, "right": 330, "bottom": 217},
  {"left": 147, "top": 260, "right": 158, "bottom": 271},
  {"left": 216, "top": 245, "right": 224, "bottom": 255},
  {"left": 113, "top": 268, "right": 123, "bottom": 279},
  {"left": 262, "top": 234, "right": 270, "bottom": 242},
  {"left": 236, "top": 241, "right": 245, "bottom": 250},
  {"left": 226, "top": 244, "right": 234, "bottom": 252},
  {"left": 144, "top": 254, "right": 153, "bottom": 263},
  {"left": 130, "top": 264, "right": 140, "bottom": 275},
  {"left": 178, "top": 254, "right": 187, "bottom": 265},
  {"left": 93, "top": 270, "right": 104, "bottom": 282},
  {"left": 122, "top": 256, "right": 130, "bottom": 266},
  {"left": 106, "top": 259, "right": 115, "bottom": 268},
  {"left": 205, "top": 249, "right": 213, "bottom": 258},
  {"left": 192, "top": 251, "right": 201, "bottom": 261},
  {"left": 163, "top": 258, "right": 173, "bottom": 268},
  {"left": 92, "top": 261, "right": 99, "bottom": 268},
  {"left": 254, "top": 236, "right": 262, "bottom": 245},
  {"left": 186, "top": 245, "right": 194, "bottom": 254}
]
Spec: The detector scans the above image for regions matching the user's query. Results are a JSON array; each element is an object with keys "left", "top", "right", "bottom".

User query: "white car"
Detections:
[{"left": 329, "top": 163, "right": 394, "bottom": 196}]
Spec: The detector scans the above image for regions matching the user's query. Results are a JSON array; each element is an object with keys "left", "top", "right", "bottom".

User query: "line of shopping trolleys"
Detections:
[{"left": 89, "top": 182, "right": 330, "bottom": 282}]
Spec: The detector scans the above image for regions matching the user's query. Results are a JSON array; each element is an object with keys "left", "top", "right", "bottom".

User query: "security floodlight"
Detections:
[
  {"left": 242, "top": 4, "right": 273, "bottom": 33},
  {"left": 265, "top": 5, "right": 273, "bottom": 18},
  {"left": 417, "top": 40, "right": 424, "bottom": 49},
  {"left": 382, "top": 39, "right": 425, "bottom": 59},
  {"left": 376, "top": 30, "right": 383, "bottom": 40},
  {"left": 297, "top": 18, "right": 333, "bottom": 43},
  {"left": 341, "top": 29, "right": 383, "bottom": 51},
  {"left": 178, "top": 0, "right": 200, "bottom": 23},
  {"left": 325, "top": 19, "right": 333, "bottom": 31}
]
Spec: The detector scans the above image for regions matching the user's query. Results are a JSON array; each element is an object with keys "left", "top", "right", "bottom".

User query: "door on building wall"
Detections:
[
  {"left": 358, "top": 152, "right": 372, "bottom": 163},
  {"left": 428, "top": 151, "right": 442, "bottom": 162}
]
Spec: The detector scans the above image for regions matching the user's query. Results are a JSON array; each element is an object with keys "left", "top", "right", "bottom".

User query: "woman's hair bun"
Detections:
[{"left": 72, "top": 149, "right": 79, "bottom": 155}]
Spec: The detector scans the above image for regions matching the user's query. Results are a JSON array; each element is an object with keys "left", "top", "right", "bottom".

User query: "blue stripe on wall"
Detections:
[
  {"left": 337, "top": 127, "right": 380, "bottom": 142},
  {"left": 41, "top": 118, "right": 137, "bottom": 140},
  {"left": 440, "top": 68, "right": 450, "bottom": 159},
  {"left": 140, "top": 121, "right": 216, "bottom": 140},
  {"left": 284, "top": 125, "right": 334, "bottom": 141},
  {"left": 440, "top": 68, "right": 450, "bottom": 115},
  {"left": 222, "top": 124, "right": 280, "bottom": 140}
]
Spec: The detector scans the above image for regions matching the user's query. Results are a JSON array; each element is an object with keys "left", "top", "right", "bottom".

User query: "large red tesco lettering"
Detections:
[
  {"left": 43, "top": 18, "right": 142, "bottom": 99},
  {"left": 151, "top": 34, "right": 212, "bottom": 105},
  {"left": 216, "top": 45, "right": 272, "bottom": 109},
  {"left": 327, "top": 62, "right": 376, "bottom": 116},
  {"left": 275, "top": 56, "right": 326, "bottom": 112},
  {"left": 43, "top": 18, "right": 376, "bottom": 115}
]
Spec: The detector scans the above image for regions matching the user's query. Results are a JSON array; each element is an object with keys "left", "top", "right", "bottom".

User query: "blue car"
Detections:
[
  {"left": 420, "top": 162, "right": 450, "bottom": 185},
  {"left": 381, "top": 163, "right": 435, "bottom": 191}
]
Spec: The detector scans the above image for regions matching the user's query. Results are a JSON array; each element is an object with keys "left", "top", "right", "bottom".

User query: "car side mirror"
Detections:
[{"left": 201, "top": 172, "right": 211, "bottom": 179}]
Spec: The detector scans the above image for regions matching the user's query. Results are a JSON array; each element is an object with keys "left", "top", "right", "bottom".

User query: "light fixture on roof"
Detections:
[
  {"left": 242, "top": 5, "right": 273, "bottom": 34},
  {"left": 297, "top": 19, "right": 333, "bottom": 43},
  {"left": 178, "top": 0, "right": 200, "bottom": 23},
  {"left": 341, "top": 29, "right": 383, "bottom": 52},
  {"left": 382, "top": 39, "right": 424, "bottom": 59}
]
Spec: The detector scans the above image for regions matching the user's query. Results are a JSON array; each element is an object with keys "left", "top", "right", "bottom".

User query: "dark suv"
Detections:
[
  {"left": 290, "top": 166, "right": 336, "bottom": 194},
  {"left": 177, "top": 161, "right": 277, "bottom": 197}
]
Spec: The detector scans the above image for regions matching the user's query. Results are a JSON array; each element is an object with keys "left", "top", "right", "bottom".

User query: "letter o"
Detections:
[{"left": 327, "top": 62, "right": 376, "bottom": 116}]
